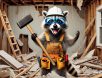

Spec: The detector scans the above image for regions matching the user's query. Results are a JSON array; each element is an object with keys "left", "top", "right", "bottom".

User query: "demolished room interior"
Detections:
[{"left": 0, "top": 0, "right": 102, "bottom": 78}]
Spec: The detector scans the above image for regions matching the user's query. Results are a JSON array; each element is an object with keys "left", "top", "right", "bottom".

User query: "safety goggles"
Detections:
[{"left": 45, "top": 16, "right": 66, "bottom": 25}]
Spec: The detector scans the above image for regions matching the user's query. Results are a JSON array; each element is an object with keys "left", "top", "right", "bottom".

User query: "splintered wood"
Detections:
[
  {"left": 15, "top": 62, "right": 36, "bottom": 78},
  {"left": 0, "top": 50, "right": 40, "bottom": 78},
  {"left": 72, "top": 49, "right": 102, "bottom": 78}
]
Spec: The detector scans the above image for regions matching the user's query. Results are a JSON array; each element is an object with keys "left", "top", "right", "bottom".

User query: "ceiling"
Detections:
[{"left": 3, "top": 0, "right": 77, "bottom": 6}]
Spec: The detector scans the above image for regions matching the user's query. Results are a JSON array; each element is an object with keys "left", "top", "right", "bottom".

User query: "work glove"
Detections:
[{"left": 31, "top": 33, "right": 37, "bottom": 41}]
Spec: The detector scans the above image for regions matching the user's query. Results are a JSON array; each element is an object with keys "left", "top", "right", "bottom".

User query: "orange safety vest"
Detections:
[{"left": 43, "top": 31, "right": 65, "bottom": 62}]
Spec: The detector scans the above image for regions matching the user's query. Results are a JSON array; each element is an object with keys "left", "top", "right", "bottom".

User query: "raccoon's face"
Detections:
[{"left": 42, "top": 16, "right": 68, "bottom": 35}]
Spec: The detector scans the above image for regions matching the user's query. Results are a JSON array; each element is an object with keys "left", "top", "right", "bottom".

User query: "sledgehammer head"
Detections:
[{"left": 17, "top": 15, "right": 33, "bottom": 29}]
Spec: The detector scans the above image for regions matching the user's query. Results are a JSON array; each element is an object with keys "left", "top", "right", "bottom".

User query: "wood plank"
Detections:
[
  {"left": 93, "top": 1, "right": 96, "bottom": 44},
  {"left": 81, "top": 33, "right": 96, "bottom": 58},
  {"left": 75, "top": 57, "right": 94, "bottom": 65},
  {"left": 15, "top": 62, "right": 36, "bottom": 78},
  {"left": 80, "top": 62, "right": 102, "bottom": 70},
  {"left": 0, "top": 50, "right": 23, "bottom": 69},
  {"left": 91, "top": 74, "right": 102, "bottom": 78},
  {"left": 30, "top": 63, "right": 39, "bottom": 72},
  {"left": 96, "top": 0, "right": 99, "bottom": 7},
  {"left": 86, "top": 5, "right": 91, "bottom": 46},
  {"left": 75, "top": 49, "right": 95, "bottom": 65},
  {"left": 71, "top": 0, "right": 73, "bottom": 6},
  {"left": 29, "top": 68, "right": 40, "bottom": 78},
  {"left": 88, "top": 4, "right": 92, "bottom": 45},
  {"left": 101, "top": 0, "right": 102, "bottom": 4},
  {"left": 90, "top": 2, "right": 94, "bottom": 38},
  {"left": 85, "top": 17, "right": 95, "bottom": 34},
  {"left": 23, "top": 52, "right": 36, "bottom": 61},
  {"left": 0, "top": 65, "right": 10, "bottom": 69}
]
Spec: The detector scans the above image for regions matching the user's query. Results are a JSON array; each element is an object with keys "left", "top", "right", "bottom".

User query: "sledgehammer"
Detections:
[{"left": 17, "top": 15, "right": 55, "bottom": 66}]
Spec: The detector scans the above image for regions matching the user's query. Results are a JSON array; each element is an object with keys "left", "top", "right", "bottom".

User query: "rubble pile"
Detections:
[
  {"left": 0, "top": 50, "right": 102, "bottom": 78},
  {"left": 70, "top": 50, "right": 102, "bottom": 78}
]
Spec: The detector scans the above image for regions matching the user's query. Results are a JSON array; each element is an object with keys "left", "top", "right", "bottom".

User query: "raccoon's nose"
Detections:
[{"left": 53, "top": 24, "right": 57, "bottom": 29}]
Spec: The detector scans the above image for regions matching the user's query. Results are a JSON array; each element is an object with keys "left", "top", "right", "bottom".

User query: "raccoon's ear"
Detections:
[
  {"left": 63, "top": 11, "right": 69, "bottom": 17},
  {"left": 42, "top": 10, "right": 47, "bottom": 16}
]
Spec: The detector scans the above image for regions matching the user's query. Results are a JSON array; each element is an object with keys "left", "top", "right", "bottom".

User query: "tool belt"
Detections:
[{"left": 40, "top": 31, "right": 65, "bottom": 70}]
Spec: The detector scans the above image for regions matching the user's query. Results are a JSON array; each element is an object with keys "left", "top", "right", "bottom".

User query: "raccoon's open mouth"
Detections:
[{"left": 51, "top": 28, "right": 60, "bottom": 35}]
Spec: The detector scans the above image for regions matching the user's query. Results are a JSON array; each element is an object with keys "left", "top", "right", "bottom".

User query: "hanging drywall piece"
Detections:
[{"left": 77, "top": 0, "right": 83, "bottom": 10}]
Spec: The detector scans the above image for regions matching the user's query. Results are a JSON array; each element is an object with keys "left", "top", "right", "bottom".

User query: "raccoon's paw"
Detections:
[
  {"left": 75, "top": 31, "right": 80, "bottom": 39},
  {"left": 31, "top": 33, "right": 37, "bottom": 41}
]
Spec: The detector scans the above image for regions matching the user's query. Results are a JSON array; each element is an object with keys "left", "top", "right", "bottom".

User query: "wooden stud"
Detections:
[
  {"left": 101, "top": 0, "right": 102, "bottom": 4},
  {"left": 90, "top": 2, "right": 94, "bottom": 42},
  {"left": 81, "top": 33, "right": 96, "bottom": 58},
  {"left": 0, "top": 1, "right": 4, "bottom": 11},
  {"left": 85, "top": 17, "right": 95, "bottom": 35},
  {"left": 71, "top": 0, "right": 73, "bottom": 6},
  {"left": 87, "top": 5, "right": 91, "bottom": 46},
  {"left": 85, "top": 6, "right": 88, "bottom": 27},
  {"left": 96, "top": 0, "right": 99, "bottom": 7}
]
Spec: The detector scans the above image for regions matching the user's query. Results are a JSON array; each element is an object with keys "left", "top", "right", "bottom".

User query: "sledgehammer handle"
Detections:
[
  {"left": 27, "top": 25, "right": 55, "bottom": 66},
  {"left": 27, "top": 25, "right": 34, "bottom": 34}
]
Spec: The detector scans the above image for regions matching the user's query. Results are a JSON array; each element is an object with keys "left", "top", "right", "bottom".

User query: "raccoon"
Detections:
[{"left": 31, "top": 6, "right": 79, "bottom": 77}]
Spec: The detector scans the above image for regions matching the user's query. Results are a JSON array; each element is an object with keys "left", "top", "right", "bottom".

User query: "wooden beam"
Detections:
[
  {"left": 71, "top": 0, "right": 73, "bottom": 6},
  {"left": 86, "top": 5, "right": 91, "bottom": 46},
  {"left": 93, "top": 0, "right": 96, "bottom": 38},
  {"left": 10, "top": 0, "right": 18, "bottom": 5},
  {"left": 85, "top": 17, "right": 95, "bottom": 35},
  {"left": 80, "top": 33, "right": 96, "bottom": 58},
  {"left": 19, "top": 0, "right": 25, "bottom": 4},
  {"left": 90, "top": 2, "right": 94, "bottom": 38},
  {"left": 101, "top": 0, "right": 102, "bottom": 4}
]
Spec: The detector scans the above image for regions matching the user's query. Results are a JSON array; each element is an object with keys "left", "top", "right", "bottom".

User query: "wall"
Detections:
[
  {"left": 8, "top": 5, "right": 85, "bottom": 56},
  {"left": 84, "top": 0, "right": 102, "bottom": 60}
]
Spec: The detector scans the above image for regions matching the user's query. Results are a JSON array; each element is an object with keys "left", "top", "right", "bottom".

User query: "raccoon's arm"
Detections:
[
  {"left": 31, "top": 32, "right": 46, "bottom": 46},
  {"left": 64, "top": 31, "right": 80, "bottom": 47}
]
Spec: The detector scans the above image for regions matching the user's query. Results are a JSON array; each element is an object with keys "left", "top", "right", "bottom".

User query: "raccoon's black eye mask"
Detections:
[{"left": 45, "top": 16, "right": 66, "bottom": 26}]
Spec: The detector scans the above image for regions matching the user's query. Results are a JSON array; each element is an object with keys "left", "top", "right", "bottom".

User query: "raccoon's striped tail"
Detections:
[{"left": 66, "top": 61, "right": 78, "bottom": 77}]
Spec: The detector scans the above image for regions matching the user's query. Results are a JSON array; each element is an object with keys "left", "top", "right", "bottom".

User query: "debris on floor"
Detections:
[
  {"left": 0, "top": 49, "right": 102, "bottom": 78},
  {"left": 70, "top": 49, "right": 102, "bottom": 78}
]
